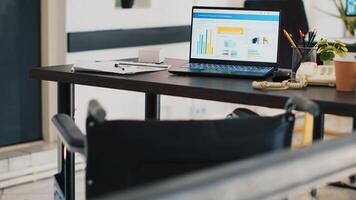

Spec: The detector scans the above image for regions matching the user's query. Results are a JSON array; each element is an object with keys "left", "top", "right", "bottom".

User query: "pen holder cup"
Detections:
[{"left": 291, "top": 46, "right": 317, "bottom": 82}]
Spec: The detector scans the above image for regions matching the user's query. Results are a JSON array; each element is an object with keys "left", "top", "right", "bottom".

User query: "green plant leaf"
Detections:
[
  {"left": 317, "top": 37, "right": 348, "bottom": 61},
  {"left": 341, "top": 46, "right": 349, "bottom": 52},
  {"left": 335, "top": 40, "right": 347, "bottom": 47},
  {"left": 320, "top": 51, "right": 335, "bottom": 62}
]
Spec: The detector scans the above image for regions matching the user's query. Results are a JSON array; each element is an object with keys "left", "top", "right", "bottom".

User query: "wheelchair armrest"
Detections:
[
  {"left": 52, "top": 114, "right": 86, "bottom": 155},
  {"left": 285, "top": 96, "right": 320, "bottom": 117}
]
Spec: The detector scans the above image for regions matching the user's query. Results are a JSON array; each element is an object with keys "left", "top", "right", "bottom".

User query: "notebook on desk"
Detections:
[
  {"left": 169, "top": 6, "right": 281, "bottom": 78},
  {"left": 72, "top": 61, "right": 167, "bottom": 75}
]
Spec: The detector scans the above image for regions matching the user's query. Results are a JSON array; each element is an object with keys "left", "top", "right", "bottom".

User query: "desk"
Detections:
[{"left": 30, "top": 58, "right": 356, "bottom": 200}]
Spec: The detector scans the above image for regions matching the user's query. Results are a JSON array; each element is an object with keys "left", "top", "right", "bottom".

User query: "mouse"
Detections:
[{"left": 272, "top": 70, "right": 291, "bottom": 82}]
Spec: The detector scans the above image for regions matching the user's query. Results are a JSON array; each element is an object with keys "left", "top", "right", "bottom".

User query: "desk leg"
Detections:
[
  {"left": 57, "top": 83, "right": 75, "bottom": 200},
  {"left": 313, "top": 114, "right": 324, "bottom": 141},
  {"left": 310, "top": 114, "right": 325, "bottom": 197},
  {"left": 145, "top": 94, "right": 160, "bottom": 120}
]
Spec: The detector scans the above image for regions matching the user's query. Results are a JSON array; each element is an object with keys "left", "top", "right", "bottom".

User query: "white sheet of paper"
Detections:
[{"left": 73, "top": 61, "right": 166, "bottom": 74}]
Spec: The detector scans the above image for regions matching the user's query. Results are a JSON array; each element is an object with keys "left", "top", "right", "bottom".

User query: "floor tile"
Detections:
[
  {"left": 0, "top": 151, "right": 26, "bottom": 161},
  {"left": 3, "top": 178, "right": 53, "bottom": 195},
  {"left": 1, "top": 194, "right": 53, "bottom": 200},
  {"left": 2, "top": 171, "right": 356, "bottom": 200},
  {"left": 30, "top": 149, "right": 57, "bottom": 167},
  {"left": 2, "top": 171, "right": 85, "bottom": 200},
  {"left": 18, "top": 143, "right": 56, "bottom": 154},
  {"left": 8, "top": 155, "right": 31, "bottom": 172},
  {"left": 0, "top": 160, "right": 8, "bottom": 174}
]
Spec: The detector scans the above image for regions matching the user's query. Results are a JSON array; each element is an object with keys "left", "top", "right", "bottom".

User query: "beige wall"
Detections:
[{"left": 41, "top": 0, "right": 66, "bottom": 142}]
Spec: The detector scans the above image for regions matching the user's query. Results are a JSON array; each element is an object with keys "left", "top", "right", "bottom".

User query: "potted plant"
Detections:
[{"left": 317, "top": 39, "right": 348, "bottom": 65}]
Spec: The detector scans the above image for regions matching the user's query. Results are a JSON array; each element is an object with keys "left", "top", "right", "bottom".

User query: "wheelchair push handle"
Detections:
[
  {"left": 88, "top": 99, "right": 106, "bottom": 124},
  {"left": 285, "top": 96, "right": 320, "bottom": 117},
  {"left": 51, "top": 100, "right": 106, "bottom": 156}
]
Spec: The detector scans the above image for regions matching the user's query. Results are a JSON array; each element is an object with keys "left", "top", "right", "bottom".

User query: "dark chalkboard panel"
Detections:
[
  {"left": 68, "top": 26, "right": 191, "bottom": 52},
  {"left": 0, "top": 0, "right": 41, "bottom": 146}
]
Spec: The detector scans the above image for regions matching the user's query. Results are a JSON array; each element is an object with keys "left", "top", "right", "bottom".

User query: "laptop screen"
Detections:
[{"left": 190, "top": 8, "right": 280, "bottom": 64}]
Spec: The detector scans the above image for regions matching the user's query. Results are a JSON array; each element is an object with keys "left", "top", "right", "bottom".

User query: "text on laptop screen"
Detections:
[{"left": 191, "top": 8, "right": 280, "bottom": 63}]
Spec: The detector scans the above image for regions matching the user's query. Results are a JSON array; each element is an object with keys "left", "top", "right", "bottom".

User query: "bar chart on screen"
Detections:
[{"left": 196, "top": 29, "right": 214, "bottom": 55}]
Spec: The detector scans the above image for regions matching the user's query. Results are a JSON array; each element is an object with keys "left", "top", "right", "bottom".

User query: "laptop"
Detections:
[{"left": 169, "top": 6, "right": 281, "bottom": 78}]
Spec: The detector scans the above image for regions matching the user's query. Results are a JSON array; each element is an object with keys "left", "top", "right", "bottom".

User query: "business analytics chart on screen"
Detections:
[{"left": 190, "top": 8, "right": 280, "bottom": 63}]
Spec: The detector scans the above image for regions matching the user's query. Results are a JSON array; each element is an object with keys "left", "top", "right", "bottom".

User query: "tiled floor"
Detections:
[
  {"left": 1, "top": 171, "right": 356, "bottom": 200},
  {"left": 0, "top": 171, "right": 85, "bottom": 200}
]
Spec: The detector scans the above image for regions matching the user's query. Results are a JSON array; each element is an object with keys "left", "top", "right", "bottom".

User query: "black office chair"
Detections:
[
  {"left": 245, "top": 0, "right": 309, "bottom": 68},
  {"left": 52, "top": 96, "right": 319, "bottom": 199}
]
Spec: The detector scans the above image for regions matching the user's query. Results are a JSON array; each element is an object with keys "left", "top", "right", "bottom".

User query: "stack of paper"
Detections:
[{"left": 72, "top": 61, "right": 167, "bottom": 75}]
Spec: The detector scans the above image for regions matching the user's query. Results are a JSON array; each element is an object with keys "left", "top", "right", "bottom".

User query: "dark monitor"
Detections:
[{"left": 346, "top": 0, "right": 356, "bottom": 16}]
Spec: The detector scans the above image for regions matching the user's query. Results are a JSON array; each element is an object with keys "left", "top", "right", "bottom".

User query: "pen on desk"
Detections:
[
  {"left": 299, "top": 29, "right": 305, "bottom": 47},
  {"left": 309, "top": 30, "right": 317, "bottom": 47},
  {"left": 283, "top": 29, "right": 301, "bottom": 55},
  {"left": 308, "top": 31, "right": 312, "bottom": 45},
  {"left": 283, "top": 29, "right": 297, "bottom": 48},
  {"left": 306, "top": 29, "right": 316, "bottom": 47},
  {"left": 114, "top": 63, "right": 125, "bottom": 71},
  {"left": 306, "top": 32, "right": 311, "bottom": 47},
  {"left": 117, "top": 61, "right": 170, "bottom": 68},
  {"left": 289, "top": 33, "right": 298, "bottom": 47}
]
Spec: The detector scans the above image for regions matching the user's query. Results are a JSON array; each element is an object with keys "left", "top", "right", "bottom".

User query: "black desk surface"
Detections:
[{"left": 30, "top": 58, "right": 356, "bottom": 116}]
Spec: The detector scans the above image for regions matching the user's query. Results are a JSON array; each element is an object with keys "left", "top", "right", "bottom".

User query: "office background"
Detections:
[
  {"left": 0, "top": 0, "right": 355, "bottom": 199},
  {"left": 64, "top": 0, "right": 347, "bottom": 134},
  {"left": 0, "top": 0, "right": 348, "bottom": 147}
]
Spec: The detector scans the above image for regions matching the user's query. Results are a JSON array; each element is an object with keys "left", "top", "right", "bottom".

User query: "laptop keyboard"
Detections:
[{"left": 189, "top": 63, "right": 274, "bottom": 77}]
